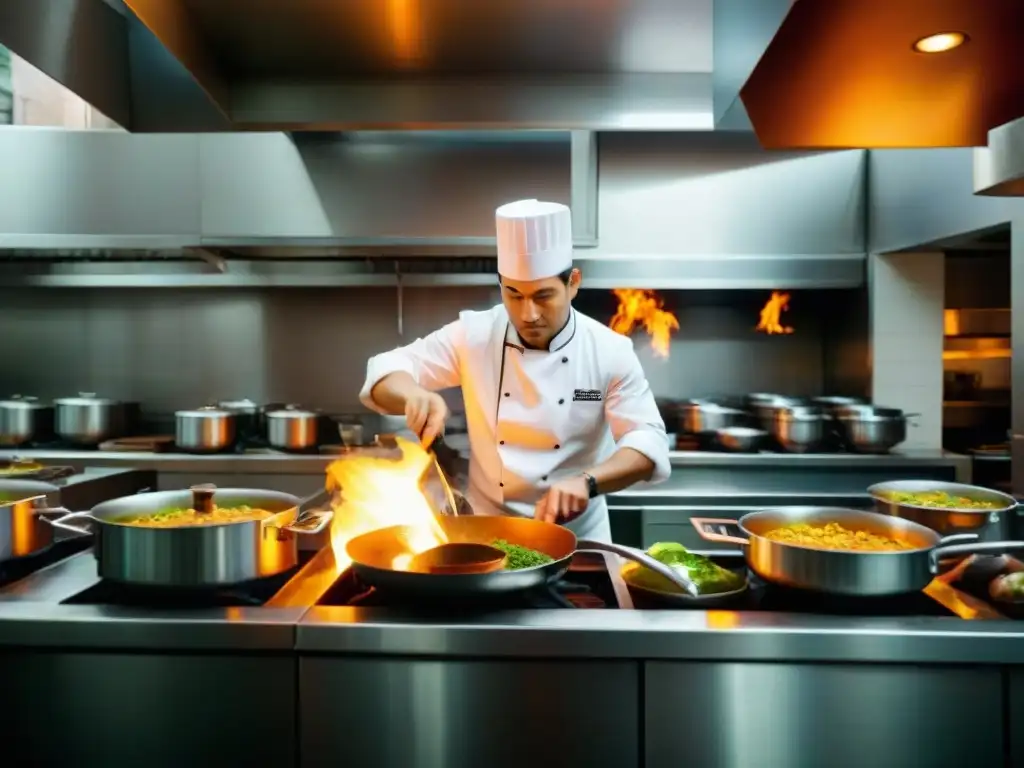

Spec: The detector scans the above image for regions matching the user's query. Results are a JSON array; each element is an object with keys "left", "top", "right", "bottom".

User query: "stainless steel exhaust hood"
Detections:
[
  {"left": 975, "top": 116, "right": 1024, "bottom": 196},
  {"left": 1, "top": 0, "right": 716, "bottom": 132}
]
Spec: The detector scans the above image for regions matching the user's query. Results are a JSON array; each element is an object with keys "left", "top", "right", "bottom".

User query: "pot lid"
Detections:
[
  {"left": 176, "top": 406, "right": 233, "bottom": 417},
  {"left": 266, "top": 405, "right": 318, "bottom": 418},
  {"left": 54, "top": 392, "right": 119, "bottom": 406},
  {"left": 0, "top": 395, "right": 49, "bottom": 409},
  {"left": 217, "top": 398, "right": 259, "bottom": 411}
]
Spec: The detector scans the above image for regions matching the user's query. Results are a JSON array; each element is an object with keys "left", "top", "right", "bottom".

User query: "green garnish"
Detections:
[{"left": 491, "top": 539, "right": 554, "bottom": 570}]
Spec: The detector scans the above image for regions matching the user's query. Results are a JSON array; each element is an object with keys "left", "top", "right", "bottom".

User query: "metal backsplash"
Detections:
[{"left": 0, "top": 286, "right": 866, "bottom": 417}]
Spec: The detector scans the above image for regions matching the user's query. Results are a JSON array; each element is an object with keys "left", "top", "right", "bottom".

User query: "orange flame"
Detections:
[
  {"left": 755, "top": 291, "right": 794, "bottom": 335},
  {"left": 325, "top": 437, "right": 446, "bottom": 573},
  {"left": 608, "top": 289, "right": 679, "bottom": 359}
]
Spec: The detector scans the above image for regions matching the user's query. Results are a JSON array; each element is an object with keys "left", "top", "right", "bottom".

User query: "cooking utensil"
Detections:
[
  {"left": 834, "top": 405, "right": 914, "bottom": 453},
  {"left": 746, "top": 394, "right": 805, "bottom": 430},
  {"left": 867, "top": 479, "right": 1016, "bottom": 534},
  {"left": 0, "top": 480, "right": 62, "bottom": 560},
  {"left": 40, "top": 485, "right": 332, "bottom": 587},
  {"left": 408, "top": 543, "right": 508, "bottom": 574},
  {"left": 345, "top": 514, "right": 701, "bottom": 598},
  {"left": 217, "top": 398, "right": 262, "bottom": 442},
  {"left": 679, "top": 399, "right": 747, "bottom": 435},
  {"left": 54, "top": 393, "right": 136, "bottom": 445},
  {"left": 266, "top": 405, "right": 320, "bottom": 451},
  {"left": 0, "top": 395, "right": 54, "bottom": 447},
  {"left": 714, "top": 426, "right": 767, "bottom": 453},
  {"left": 622, "top": 553, "right": 750, "bottom": 608},
  {"left": 692, "top": 506, "right": 1024, "bottom": 596},
  {"left": 175, "top": 406, "right": 237, "bottom": 453},
  {"left": 769, "top": 405, "right": 826, "bottom": 453}
]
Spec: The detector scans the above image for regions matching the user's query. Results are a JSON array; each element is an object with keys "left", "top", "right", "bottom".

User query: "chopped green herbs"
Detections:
[{"left": 491, "top": 539, "right": 554, "bottom": 570}]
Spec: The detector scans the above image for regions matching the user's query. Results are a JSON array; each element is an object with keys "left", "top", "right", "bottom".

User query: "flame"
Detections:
[
  {"left": 608, "top": 289, "right": 679, "bottom": 359},
  {"left": 325, "top": 437, "right": 446, "bottom": 573},
  {"left": 755, "top": 291, "right": 794, "bottom": 335}
]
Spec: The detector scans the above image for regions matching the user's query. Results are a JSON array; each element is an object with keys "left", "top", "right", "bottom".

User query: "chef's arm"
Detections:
[
  {"left": 582, "top": 447, "right": 656, "bottom": 494},
  {"left": 359, "top": 320, "right": 464, "bottom": 415},
  {"left": 598, "top": 344, "right": 672, "bottom": 488}
]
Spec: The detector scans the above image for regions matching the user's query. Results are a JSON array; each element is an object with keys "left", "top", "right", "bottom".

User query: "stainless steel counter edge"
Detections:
[
  {"left": 2, "top": 599, "right": 1024, "bottom": 663},
  {"left": 0, "top": 448, "right": 971, "bottom": 475}
]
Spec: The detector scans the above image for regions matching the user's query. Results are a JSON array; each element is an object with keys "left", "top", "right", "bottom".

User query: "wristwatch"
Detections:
[{"left": 582, "top": 472, "right": 600, "bottom": 499}]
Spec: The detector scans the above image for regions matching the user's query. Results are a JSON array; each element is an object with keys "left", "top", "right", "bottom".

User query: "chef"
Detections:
[{"left": 359, "top": 199, "right": 670, "bottom": 542}]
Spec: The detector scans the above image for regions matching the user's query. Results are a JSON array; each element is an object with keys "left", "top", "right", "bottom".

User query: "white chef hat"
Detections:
[{"left": 495, "top": 199, "right": 573, "bottom": 281}]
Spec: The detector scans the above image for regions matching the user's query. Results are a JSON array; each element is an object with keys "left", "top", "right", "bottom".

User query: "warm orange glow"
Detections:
[
  {"left": 608, "top": 289, "right": 679, "bottom": 359},
  {"left": 325, "top": 437, "right": 446, "bottom": 574},
  {"left": 755, "top": 292, "right": 794, "bottom": 335},
  {"left": 913, "top": 32, "right": 967, "bottom": 53},
  {"left": 943, "top": 309, "right": 961, "bottom": 336},
  {"left": 385, "top": 0, "right": 424, "bottom": 68}
]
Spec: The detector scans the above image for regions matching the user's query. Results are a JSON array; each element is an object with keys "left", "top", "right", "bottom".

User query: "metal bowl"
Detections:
[
  {"left": 714, "top": 427, "right": 767, "bottom": 453},
  {"left": 836, "top": 406, "right": 910, "bottom": 453},
  {"left": 866, "top": 479, "right": 1016, "bottom": 534}
]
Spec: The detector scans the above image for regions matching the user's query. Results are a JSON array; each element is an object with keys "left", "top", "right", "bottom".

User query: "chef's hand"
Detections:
[
  {"left": 405, "top": 388, "right": 448, "bottom": 447},
  {"left": 534, "top": 476, "right": 590, "bottom": 524}
]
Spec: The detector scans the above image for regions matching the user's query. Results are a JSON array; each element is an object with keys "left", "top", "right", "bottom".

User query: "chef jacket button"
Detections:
[
  {"left": 499, "top": 440, "right": 505, "bottom": 445},
  {"left": 499, "top": 482, "right": 504, "bottom": 488},
  {"left": 504, "top": 392, "right": 510, "bottom": 397},
  {"left": 558, "top": 398, "right": 564, "bottom": 405},
  {"left": 554, "top": 444, "right": 560, "bottom": 449},
  {"left": 542, "top": 475, "right": 548, "bottom": 481},
  {"left": 561, "top": 357, "right": 568, "bottom": 363}
]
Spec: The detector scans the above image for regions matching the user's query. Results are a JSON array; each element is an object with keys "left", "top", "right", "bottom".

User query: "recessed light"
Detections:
[{"left": 913, "top": 32, "right": 968, "bottom": 53}]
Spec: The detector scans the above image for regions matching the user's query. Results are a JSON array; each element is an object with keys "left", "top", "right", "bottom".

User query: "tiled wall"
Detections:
[
  {"left": 869, "top": 252, "right": 945, "bottom": 449},
  {"left": 0, "top": 286, "right": 862, "bottom": 422}
]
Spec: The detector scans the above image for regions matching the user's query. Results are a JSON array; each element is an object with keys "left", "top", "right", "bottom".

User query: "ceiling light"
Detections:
[{"left": 913, "top": 32, "right": 968, "bottom": 54}]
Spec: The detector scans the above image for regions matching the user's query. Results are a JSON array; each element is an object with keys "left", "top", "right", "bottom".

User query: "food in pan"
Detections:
[
  {"left": 989, "top": 572, "right": 1024, "bottom": 603},
  {"left": 0, "top": 459, "right": 44, "bottom": 476},
  {"left": 764, "top": 522, "right": 915, "bottom": 551},
  {"left": 880, "top": 490, "right": 1002, "bottom": 511},
  {"left": 490, "top": 539, "right": 554, "bottom": 570},
  {"left": 118, "top": 505, "right": 276, "bottom": 527},
  {"left": 622, "top": 541, "right": 745, "bottom": 596}
]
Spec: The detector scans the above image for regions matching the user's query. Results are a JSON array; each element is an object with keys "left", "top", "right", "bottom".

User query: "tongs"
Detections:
[{"left": 423, "top": 433, "right": 460, "bottom": 516}]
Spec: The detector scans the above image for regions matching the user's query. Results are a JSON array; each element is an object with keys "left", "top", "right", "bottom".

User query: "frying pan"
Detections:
[{"left": 345, "top": 514, "right": 702, "bottom": 598}]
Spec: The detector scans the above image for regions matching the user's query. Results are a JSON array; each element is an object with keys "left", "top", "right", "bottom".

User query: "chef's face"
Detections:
[{"left": 499, "top": 268, "right": 581, "bottom": 349}]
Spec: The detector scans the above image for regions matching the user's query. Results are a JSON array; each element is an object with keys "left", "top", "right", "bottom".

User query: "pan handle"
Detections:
[
  {"left": 283, "top": 510, "right": 333, "bottom": 535},
  {"left": 576, "top": 540, "right": 699, "bottom": 598},
  {"left": 34, "top": 505, "right": 95, "bottom": 536},
  {"left": 689, "top": 517, "right": 750, "bottom": 545},
  {"left": 929, "top": 540, "right": 1024, "bottom": 574}
]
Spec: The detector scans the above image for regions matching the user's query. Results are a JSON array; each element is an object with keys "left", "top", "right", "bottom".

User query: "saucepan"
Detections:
[
  {"left": 692, "top": 506, "right": 1024, "bottom": 597},
  {"left": 39, "top": 485, "right": 332, "bottom": 588},
  {"left": 345, "top": 514, "right": 706, "bottom": 599},
  {"left": 867, "top": 479, "right": 1017, "bottom": 535},
  {"left": 0, "top": 479, "right": 62, "bottom": 560}
]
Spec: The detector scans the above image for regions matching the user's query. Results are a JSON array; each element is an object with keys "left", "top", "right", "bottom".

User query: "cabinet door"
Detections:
[{"left": 646, "top": 661, "right": 1003, "bottom": 768}]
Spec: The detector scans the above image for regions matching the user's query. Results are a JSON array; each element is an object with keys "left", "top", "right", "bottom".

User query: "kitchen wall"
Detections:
[{"left": 0, "top": 285, "right": 865, "bottom": 423}]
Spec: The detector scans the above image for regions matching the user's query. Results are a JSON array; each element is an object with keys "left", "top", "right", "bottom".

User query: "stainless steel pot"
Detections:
[
  {"left": 714, "top": 426, "right": 767, "bottom": 453},
  {"left": 679, "top": 399, "right": 746, "bottom": 435},
  {"left": 867, "top": 479, "right": 1017, "bottom": 534},
  {"left": 217, "top": 398, "right": 261, "bottom": 441},
  {"left": 175, "top": 407, "right": 237, "bottom": 453},
  {"left": 769, "top": 405, "right": 826, "bottom": 453},
  {"left": 54, "top": 393, "right": 134, "bottom": 446},
  {"left": 41, "top": 485, "right": 332, "bottom": 587},
  {"left": 0, "top": 395, "right": 54, "bottom": 446},
  {"left": 692, "top": 506, "right": 1024, "bottom": 596},
  {"left": 0, "top": 480, "right": 61, "bottom": 559},
  {"left": 266, "top": 406, "right": 320, "bottom": 450},
  {"left": 835, "top": 405, "right": 912, "bottom": 453},
  {"left": 747, "top": 394, "right": 805, "bottom": 430}
]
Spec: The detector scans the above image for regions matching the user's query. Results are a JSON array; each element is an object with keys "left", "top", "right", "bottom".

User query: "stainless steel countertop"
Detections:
[
  {"left": 0, "top": 448, "right": 970, "bottom": 475},
  {"left": 2, "top": 548, "right": 1024, "bottom": 663}
]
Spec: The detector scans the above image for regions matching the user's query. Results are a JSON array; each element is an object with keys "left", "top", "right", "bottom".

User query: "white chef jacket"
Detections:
[{"left": 359, "top": 304, "right": 671, "bottom": 543}]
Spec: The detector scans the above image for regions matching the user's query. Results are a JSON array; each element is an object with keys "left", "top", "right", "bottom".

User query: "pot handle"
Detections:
[
  {"left": 576, "top": 540, "right": 699, "bottom": 598},
  {"left": 690, "top": 517, "right": 750, "bottom": 545},
  {"left": 929, "top": 540, "right": 1024, "bottom": 574},
  {"left": 34, "top": 505, "right": 95, "bottom": 536},
  {"left": 283, "top": 510, "right": 333, "bottom": 535}
]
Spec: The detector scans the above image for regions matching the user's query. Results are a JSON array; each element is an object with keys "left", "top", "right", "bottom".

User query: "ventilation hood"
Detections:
[
  {"left": 974, "top": 116, "right": 1024, "bottom": 196},
  {"left": 0, "top": 0, "right": 715, "bottom": 132},
  {"left": 740, "top": 0, "right": 1024, "bottom": 148}
]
